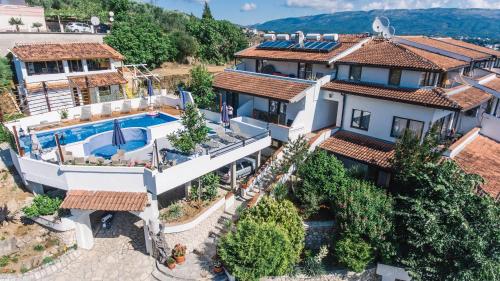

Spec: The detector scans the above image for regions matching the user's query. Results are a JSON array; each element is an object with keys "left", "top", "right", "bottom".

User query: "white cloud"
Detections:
[
  {"left": 241, "top": 2, "right": 257, "bottom": 12},
  {"left": 285, "top": 0, "right": 500, "bottom": 12}
]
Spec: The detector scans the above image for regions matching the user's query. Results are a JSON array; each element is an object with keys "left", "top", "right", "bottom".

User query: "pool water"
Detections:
[
  {"left": 91, "top": 140, "right": 147, "bottom": 159},
  {"left": 20, "top": 113, "right": 177, "bottom": 152}
]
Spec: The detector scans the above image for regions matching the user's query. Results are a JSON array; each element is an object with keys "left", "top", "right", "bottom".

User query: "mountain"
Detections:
[{"left": 253, "top": 8, "right": 500, "bottom": 39}]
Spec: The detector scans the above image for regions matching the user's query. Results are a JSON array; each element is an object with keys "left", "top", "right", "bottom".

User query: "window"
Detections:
[
  {"left": 87, "top": 58, "right": 110, "bottom": 71},
  {"left": 68, "top": 60, "right": 83, "bottom": 72},
  {"left": 349, "top": 65, "right": 362, "bottom": 81},
  {"left": 464, "top": 106, "right": 479, "bottom": 117},
  {"left": 351, "top": 109, "right": 370, "bottom": 130},
  {"left": 388, "top": 69, "right": 402, "bottom": 86},
  {"left": 27, "top": 61, "right": 64, "bottom": 76},
  {"left": 298, "top": 62, "right": 313, "bottom": 79},
  {"left": 391, "top": 117, "right": 424, "bottom": 139},
  {"left": 419, "top": 72, "right": 438, "bottom": 86}
]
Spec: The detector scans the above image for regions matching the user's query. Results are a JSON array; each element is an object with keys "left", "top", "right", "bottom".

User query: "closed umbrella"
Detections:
[
  {"left": 147, "top": 79, "right": 154, "bottom": 107},
  {"left": 221, "top": 102, "right": 229, "bottom": 127},
  {"left": 178, "top": 86, "right": 186, "bottom": 110},
  {"left": 30, "top": 132, "right": 41, "bottom": 159},
  {"left": 112, "top": 119, "right": 126, "bottom": 149},
  {"left": 152, "top": 139, "right": 161, "bottom": 171}
]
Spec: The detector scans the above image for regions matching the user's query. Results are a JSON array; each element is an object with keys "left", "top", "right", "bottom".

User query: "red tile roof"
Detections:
[
  {"left": 69, "top": 72, "right": 127, "bottom": 88},
  {"left": 213, "top": 71, "right": 312, "bottom": 102},
  {"left": 25, "top": 80, "right": 69, "bottom": 93},
  {"left": 11, "top": 42, "right": 124, "bottom": 62},
  {"left": 454, "top": 135, "right": 500, "bottom": 199},
  {"left": 435, "top": 38, "right": 500, "bottom": 57},
  {"left": 322, "top": 80, "right": 460, "bottom": 110},
  {"left": 61, "top": 190, "right": 148, "bottom": 211},
  {"left": 337, "top": 39, "right": 465, "bottom": 71},
  {"left": 320, "top": 130, "right": 394, "bottom": 170},
  {"left": 448, "top": 86, "right": 492, "bottom": 111},
  {"left": 482, "top": 77, "right": 500, "bottom": 92},
  {"left": 235, "top": 34, "right": 368, "bottom": 63},
  {"left": 399, "top": 36, "right": 491, "bottom": 60}
]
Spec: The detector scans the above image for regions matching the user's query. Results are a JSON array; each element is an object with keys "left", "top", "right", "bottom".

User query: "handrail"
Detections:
[{"left": 209, "top": 131, "right": 269, "bottom": 158}]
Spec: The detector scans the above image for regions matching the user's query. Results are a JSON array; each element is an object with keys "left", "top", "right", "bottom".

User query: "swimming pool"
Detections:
[{"left": 20, "top": 113, "right": 177, "bottom": 153}]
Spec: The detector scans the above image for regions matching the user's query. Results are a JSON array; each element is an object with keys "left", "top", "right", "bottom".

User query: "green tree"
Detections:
[
  {"left": 335, "top": 236, "right": 373, "bottom": 273},
  {"left": 0, "top": 58, "right": 13, "bottom": 89},
  {"left": 169, "top": 31, "right": 198, "bottom": 63},
  {"left": 279, "top": 135, "right": 309, "bottom": 174},
  {"left": 167, "top": 103, "right": 209, "bottom": 154},
  {"left": 104, "top": 0, "right": 130, "bottom": 16},
  {"left": 8, "top": 17, "right": 24, "bottom": 32},
  {"left": 188, "top": 65, "right": 216, "bottom": 110},
  {"left": 32, "top": 22, "right": 43, "bottom": 32},
  {"left": 218, "top": 220, "right": 294, "bottom": 281},
  {"left": 104, "top": 13, "right": 176, "bottom": 68},
  {"left": 201, "top": 1, "right": 213, "bottom": 20},
  {"left": 295, "top": 149, "right": 348, "bottom": 217},
  {"left": 394, "top": 160, "right": 499, "bottom": 281},
  {"left": 240, "top": 197, "right": 305, "bottom": 266}
]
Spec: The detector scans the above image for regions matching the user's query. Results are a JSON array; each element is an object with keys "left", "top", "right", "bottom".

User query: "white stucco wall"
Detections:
[{"left": 341, "top": 94, "right": 453, "bottom": 142}]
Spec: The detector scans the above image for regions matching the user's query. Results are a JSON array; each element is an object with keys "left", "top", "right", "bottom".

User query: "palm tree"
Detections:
[
  {"left": 8, "top": 17, "right": 24, "bottom": 32},
  {"left": 32, "top": 22, "right": 43, "bottom": 32}
]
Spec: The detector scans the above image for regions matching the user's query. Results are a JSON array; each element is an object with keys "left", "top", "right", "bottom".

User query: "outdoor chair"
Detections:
[
  {"left": 138, "top": 99, "right": 149, "bottom": 111},
  {"left": 88, "top": 155, "right": 99, "bottom": 165},
  {"left": 121, "top": 100, "right": 132, "bottom": 114},
  {"left": 215, "top": 126, "right": 238, "bottom": 143},
  {"left": 101, "top": 103, "right": 112, "bottom": 117},
  {"left": 80, "top": 106, "right": 92, "bottom": 121}
]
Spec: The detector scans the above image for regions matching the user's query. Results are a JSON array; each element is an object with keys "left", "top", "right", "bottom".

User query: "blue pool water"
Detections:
[
  {"left": 20, "top": 113, "right": 177, "bottom": 152},
  {"left": 91, "top": 140, "right": 147, "bottom": 159}
]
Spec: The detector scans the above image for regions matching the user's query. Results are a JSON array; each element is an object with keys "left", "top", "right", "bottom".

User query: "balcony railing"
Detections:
[
  {"left": 209, "top": 131, "right": 270, "bottom": 158},
  {"left": 253, "top": 109, "right": 287, "bottom": 126}
]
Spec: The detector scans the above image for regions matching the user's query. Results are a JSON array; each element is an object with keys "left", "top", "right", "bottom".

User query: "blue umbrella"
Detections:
[
  {"left": 221, "top": 102, "right": 229, "bottom": 126},
  {"left": 112, "top": 119, "right": 126, "bottom": 149},
  {"left": 178, "top": 86, "right": 187, "bottom": 109},
  {"left": 147, "top": 79, "right": 154, "bottom": 107}
]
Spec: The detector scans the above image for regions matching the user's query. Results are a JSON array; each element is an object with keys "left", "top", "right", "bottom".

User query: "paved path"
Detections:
[{"left": 45, "top": 212, "right": 155, "bottom": 281}]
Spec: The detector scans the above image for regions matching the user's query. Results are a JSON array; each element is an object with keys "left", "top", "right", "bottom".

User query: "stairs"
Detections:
[{"left": 25, "top": 89, "right": 75, "bottom": 115}]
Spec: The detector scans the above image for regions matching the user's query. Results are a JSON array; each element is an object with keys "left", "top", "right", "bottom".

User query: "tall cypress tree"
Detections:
[{"left": 202, "top": 1, "right": 213, "bottom": 20}]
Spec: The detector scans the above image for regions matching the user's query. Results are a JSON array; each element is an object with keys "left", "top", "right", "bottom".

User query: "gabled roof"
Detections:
[
  {"left": 213, "top": 70, "right": 313, "bottom": 102},
  {"left": 61, "top": 190, "right": 148, "bottom": 211},
  {"left": 482, "top": 77, "right": 500, "bottom": 92},
  {"left": 68, "top": 72, "right": 127, "bottom": 88},
  {"left": 11, "top": 42, "right": 124, "bottom": 62},
  {"left": 320, "top": 130, "right": 394, "bottom": 170},
  {"left": 235, "top": 34, "right": 368, "bottom": 64},
  {"left": 399, "top": 36, "right": 491, "bottom": 60},
  {"left": 337, "top": 39, "right": 447, "bottom": 71},
  {"left": 447, "top": 86, "right": 492, "bottom": 111},
  {"left": 322, "top": 80, "right": 460, "bottom": 110},
  {"left": 400, "top": 44, "right": 468, "bottom": 70},
  {"left": 435, "top": 37, "right": 500, "bottom": 57}
]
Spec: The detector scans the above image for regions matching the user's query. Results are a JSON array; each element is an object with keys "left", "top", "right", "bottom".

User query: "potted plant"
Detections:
[
  {"left": 213, "top": 259, "right": 223, "bottom": 273},
  {"left": 172, "top": 244, "right": 186, "bottom": 264},
  {"left": 166, "top": 257, "right": 176, "bottom": 270}
]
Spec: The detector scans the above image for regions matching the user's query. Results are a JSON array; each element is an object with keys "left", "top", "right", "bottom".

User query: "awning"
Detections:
[
  {"left": 68, "top": 72, "right": 127, "bottom": 89},
  {"left": 61, "top": 190, "right": 148, "bottom": 212}
]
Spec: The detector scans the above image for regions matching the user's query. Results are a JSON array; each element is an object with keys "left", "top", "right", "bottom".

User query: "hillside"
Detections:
[{"left": 253, "top": 8, "right": 500, "bottom": 39}]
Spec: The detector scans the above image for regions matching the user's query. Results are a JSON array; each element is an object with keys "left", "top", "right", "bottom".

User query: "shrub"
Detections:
[
  {"left": 301, "top": 246, "right": 328, "bottom": 277},
  {"left": 218, "top": 220, "right": 294, "bottom": 281},
  {"left": 271, "top": 182, "right": 288, "bottom": 201},
  {"left": 167, "top": 103, "right": 209, "bottom": 154},
  {"left": 201, "top": 172, "right": 219, "bottom": 201},
  {"left": 335, "top": 236, "right": 373, "bottom": 273},
  {"left": 22, "top": 195, "right": 62, "bottom": 218},
  {"left": 0, "top": 256, "right": 9, "bottom": 267},
  {"left": 160, "top": 201, "right": 183, "bottom": 222},
  {"left": 240, "top": 197, "right": 305, "bottom": 266},
  {"left": 42, "top": 256, "right": 53, "bottom": 264},
  {"left": 33, "top": 244, "right": 45, "bottom": 252},
  {"left": 188, "top": 65, "right": 216, "bottom": 110}
]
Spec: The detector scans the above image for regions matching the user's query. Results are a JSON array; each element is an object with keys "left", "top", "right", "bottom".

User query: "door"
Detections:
[{"left": 225, "top": 92, "right": 239, "bottom": 116}]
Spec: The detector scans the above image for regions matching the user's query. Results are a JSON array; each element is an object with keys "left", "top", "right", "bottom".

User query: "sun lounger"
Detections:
[
  {"left": 101, "top": 103, "right": 112, "bottom": 117},
  {"left": 215, "top": 126, "right": 238, "bottom": 143},
  {"left": 121, "top": 100, "right": 132, "bottom": 114},
  {"left": 80, "top": 106, "right": 92, "bottom": 121}
]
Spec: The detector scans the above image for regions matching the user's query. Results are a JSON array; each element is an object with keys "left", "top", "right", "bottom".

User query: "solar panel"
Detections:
[
  {"left": 257, "top": 40, "right": 295, "bottom": 50},
  {"left": 257, "top": 40, "right": 339, "bottom": 52}
]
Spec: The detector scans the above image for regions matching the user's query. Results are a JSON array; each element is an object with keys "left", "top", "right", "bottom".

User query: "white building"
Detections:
[{"left": 0, "top": 0, "right": 46, "bottom": 32}]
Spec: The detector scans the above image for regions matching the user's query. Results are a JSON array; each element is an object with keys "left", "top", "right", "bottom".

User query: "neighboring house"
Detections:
[
  {"left": 10, "top": 42, "right": 127, "bottom": 115},
  {"left": 0, "top": 0, "right": 46, "bottom": 32}
]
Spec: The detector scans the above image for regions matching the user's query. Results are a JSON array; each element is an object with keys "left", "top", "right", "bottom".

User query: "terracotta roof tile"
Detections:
[
  {"left": 435, "top": 38, "right": 500, "bottom": 57},
  {"left": 400, "top": 36, "right": 491, "bottom": 60},
  {"left": 320, "top": 130, "right": 394, "bottom": 169},
  {"left": 322, "top": 80, "right": 460, "bottom": 110},
  {"left": 213, "top": 71, "right": 312, "bottom": 102},
  {"left": 338, "top": 39, "right": 445, "bottom": 71},
  {"left": 235, "top": 34, "right": 368, "bottom": 63},
  {"left": 61, "top": 190, "right": 148, "bottom": 211},
  {"left": 11, "top": 42, "right": 124, "bottom": 62},
  {"left": 448, "top": 86, "right": 492, "bottom": 111},
  {"left": 401, "top": 45, "right": 468, "bottom": 70},
  {"left": 482, "top": 77, "right": 500, "bottom": 92},
  {"left": 454, "top": 135, "right": 500, "bottom": 199},
  {"left": 25, "top": 80, "right": 69, "bottom": 93},
  {"left": 69, "top": 72, "right": 127, "bottom": 88}
]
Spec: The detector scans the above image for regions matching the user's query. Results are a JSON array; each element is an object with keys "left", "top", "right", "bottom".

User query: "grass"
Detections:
[
  {"left": 20, "top": 266, "right": 28, "bottom": 273},
  {"left": 33, "top": 244, "right": 45, "bottom": 252},
  {"left": 0, "top": 256, "right": 9, "bottom": 267},
  {"left": 42, "top": 256, "right": 53, "bottom": 265}
]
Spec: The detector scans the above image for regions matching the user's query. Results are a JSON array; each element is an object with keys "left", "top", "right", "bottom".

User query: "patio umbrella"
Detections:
[
  {"left": 112, "top": 119, "right": 126, "bottom": 149},
  {"left": 221, "top": 102, "right": 229, "bottom": 128},
  {"left": 152, "top": 139, "right": 161, "bottom": 171},
  {"left": 30, "top": 132, "right": 41, "bottom": 159},
  {"left": 178, "top": 86, "right": 187, "bottom": 109},
  {"left": 147, "top": 78, "right": 154, "bottom": 107}
]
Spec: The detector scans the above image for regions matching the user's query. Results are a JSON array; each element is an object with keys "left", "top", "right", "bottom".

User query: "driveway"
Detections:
[{"left": 45, "top": 212, "right": 155, "bottom": 281}]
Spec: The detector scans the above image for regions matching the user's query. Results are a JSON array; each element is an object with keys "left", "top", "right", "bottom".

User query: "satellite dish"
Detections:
[
  {"left": 382, "top": 26, "right": 395, "bottom": 39},
  {"left": 372, "top": 16, "right": 394, "bottom": 38},
  {"left": 91, "top": 16, "right": 100, "bottom": 26}
]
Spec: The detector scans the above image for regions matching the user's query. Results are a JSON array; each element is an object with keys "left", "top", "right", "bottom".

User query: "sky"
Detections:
[{"left": 155, "top": 0, "right": 500, "bottom": 26}]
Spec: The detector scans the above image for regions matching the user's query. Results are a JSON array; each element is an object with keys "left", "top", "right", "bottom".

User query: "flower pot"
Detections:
[
  {"left": 167, "top": 263, "right": 176, "bottom": 270},
  {"left": 213, "top": 266, "right": 223, "bottom": 273},
  {"left": 175, "top": 255, "right": 185, "bottom": 264}
]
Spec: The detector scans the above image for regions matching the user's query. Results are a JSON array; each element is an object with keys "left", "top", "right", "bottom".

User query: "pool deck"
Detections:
[{"left": 31, "top": 105, "right": 182, "bottom": 132}]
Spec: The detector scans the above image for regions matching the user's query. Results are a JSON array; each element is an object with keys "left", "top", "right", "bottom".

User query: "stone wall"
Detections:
[{"left": 304, "top": 221, "right": 335, "bottom": 250}]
